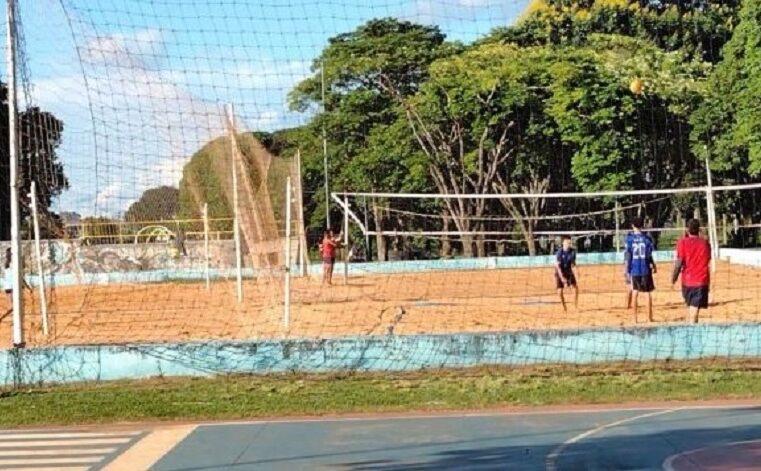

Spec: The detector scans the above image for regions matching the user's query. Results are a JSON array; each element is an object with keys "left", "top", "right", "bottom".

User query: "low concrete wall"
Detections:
[
  {"left": 3, "top": 242, "right": 677, "bottom": 287},
  {"left": 343, "top": 250, "right": 675, "bottom": 276},
  {"left": 2, "top": 322, "right": 759, "bottom": 386},
  {"left": 720, "top": 248, "right": 761, "bottom": 267},
  {"left": 0, "top": 239, "right": 236, "bottom": 273}
]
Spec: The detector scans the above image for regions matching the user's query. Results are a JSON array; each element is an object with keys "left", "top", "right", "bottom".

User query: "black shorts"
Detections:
[
  {"left": 555, "top": 272, "right": 577, "bottom": 289},
  {"left": 322, "top": 256, "right": 335, "bottom": 265},
  {"left": 682, "top": 286, "right": 709, "bottom": 309},
  {"left": 631, "top": 275, "right": 655, "bottom": 293}
]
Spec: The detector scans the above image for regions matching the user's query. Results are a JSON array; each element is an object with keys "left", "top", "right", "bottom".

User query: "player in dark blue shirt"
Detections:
[
  {"left": 555, "top": 235, "right": 579, "bottom": 312},
  {"left": 624, "top": 217, "right": 657, "bottom": 322},
  {"left": 623, "top": 231, "right": 634, "bottom": 309}
]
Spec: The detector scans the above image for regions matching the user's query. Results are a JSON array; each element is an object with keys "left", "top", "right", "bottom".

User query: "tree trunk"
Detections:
[
  {"left": 441, "top": 213, "right": 451, "bottom": 258},
  {"left": 494, "top": 177, "right": 547, "bottom": 258},
  {"left": 461, "top": 234, "right": 474, "bottom": 258},
  {"left": 372, "top": 203, "right": 387, "bottom": 262},
  {"left": 525, "top": 222, "right": 536, "bottom": 256},
  {"left": 475, "top": 222, "right": 486, "bottom": 257}
]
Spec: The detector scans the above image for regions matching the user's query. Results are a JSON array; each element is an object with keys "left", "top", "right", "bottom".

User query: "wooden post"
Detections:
[
  {"left": 295, "top": 151, "right": 309, "bottom": 277},
  {"left": 30, "top": 182, "right": 49, "bottom": 337},
  {"left": 203, "top": 203, "right": 210, "bottom": 290},
  {"left": 227, "top": 104, "right": 243, "bottom": 302},
  {"left": 343, "top": 194, "right": 349, "bottom": 285},
  {"left": 284, "top": 177, "right": 292, "bottom": 328},
  {"left": 614, "top": 200, "right": 621, "bottom": 253}
]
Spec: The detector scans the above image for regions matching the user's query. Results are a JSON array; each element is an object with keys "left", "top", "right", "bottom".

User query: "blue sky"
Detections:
[{"left": 3, "top": 0, "right": 529, "bottom": 216}]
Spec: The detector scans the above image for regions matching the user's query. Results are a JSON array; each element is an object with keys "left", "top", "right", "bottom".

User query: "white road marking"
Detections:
[
  {"left": 0, "top": 447, "right": 117, "bottom": 456},
  {"left": 0, "top": 431, "right": 141, "bottom": 440},
  {"left": 0, "top": 429, "right": 143, "bottom": 470},
  {"left": 545, "top": 408, "right": 680, "bottom": 471}
]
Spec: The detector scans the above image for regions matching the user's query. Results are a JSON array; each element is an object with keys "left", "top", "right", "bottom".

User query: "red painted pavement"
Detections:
[{"left": 668, "top": 440, "right": 761, "bottom": 471}]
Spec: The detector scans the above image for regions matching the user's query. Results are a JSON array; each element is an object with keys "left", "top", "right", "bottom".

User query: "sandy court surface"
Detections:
[{"left": 2, "top": 260, "right": 760, "bottom": 348}]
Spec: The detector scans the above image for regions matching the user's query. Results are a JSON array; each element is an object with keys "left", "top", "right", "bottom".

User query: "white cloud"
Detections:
[
  {"left": 80, "top": 28, "right": 164, "bottom": 69},
  {"left": 160, "top": 59, "right": 311, "bottom": 93},
  {"left": 94, "top": 180, "right": 124, "bottom": 211},
  {"left": 32, "top": 29, "right": 310, "bottom": 217}
]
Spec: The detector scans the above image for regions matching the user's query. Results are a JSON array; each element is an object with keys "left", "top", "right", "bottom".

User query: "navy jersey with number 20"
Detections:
[{"left": 625, "top": 233, "right": 655, "bottom": 276}]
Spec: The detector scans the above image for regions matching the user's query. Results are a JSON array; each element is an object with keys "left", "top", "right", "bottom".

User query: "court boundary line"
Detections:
[
  {"left": 662, "top": 438, "right": 761, "bottom": 471},
  {"left": 544, "top": 408, "right": 680, "bottom": 471}
]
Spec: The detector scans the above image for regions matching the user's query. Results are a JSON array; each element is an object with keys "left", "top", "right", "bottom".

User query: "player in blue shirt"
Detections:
[
  {"left": 624, "top": 217, "right": 657, "bottom": 322},
  {"left": 623, "top": 231, "right": 634, "bottom": 310},
  {"left": 555, "top": 235, "right": 579, "bottom": 312}
]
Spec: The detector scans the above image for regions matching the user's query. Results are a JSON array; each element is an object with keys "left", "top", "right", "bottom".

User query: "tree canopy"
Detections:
[
  {"left": 125, "top": 186, "right": 179, "bottom": 222},
  {"left": 0, "top": 83, "right": 68, "bottom": 239},
  {"left": 177, "top": 0, "right": 757, "bottom": 257},
  {"left": 483, "top": 0, "right": 741, "bottom": 63}
]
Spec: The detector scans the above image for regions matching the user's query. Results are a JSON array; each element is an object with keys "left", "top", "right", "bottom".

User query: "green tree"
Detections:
[
  {"left": 692, "top": 0, "right": 761, "bottom": 176},
  {"left": 484, "top": 0, "right": 740, "bottom": 63},
  {"left": 0, "top": 85, "right": 68, "bottom": 239},
  {"left": 125, "top": 186, "right": 179, "bottom": 222},
  {"left": 391, "top": 43, "right": 576, "bottom": 255},
  {"left": 691, "top": 0, "right": 761, "bottom": 235},
  {"left": 547, "top": 35, "right": 709, "bottom": 229},
  {"left": 289, "top": 18, "right": 459, "bottom": 259}
]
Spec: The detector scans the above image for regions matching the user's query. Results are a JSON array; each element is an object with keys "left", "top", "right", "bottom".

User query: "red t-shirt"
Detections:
[
  {"left": 321, "top": 239, "right": 336, "bottom": 258},
  {"left": 676, "top": 236, "right": 711, "bottom": 287}
]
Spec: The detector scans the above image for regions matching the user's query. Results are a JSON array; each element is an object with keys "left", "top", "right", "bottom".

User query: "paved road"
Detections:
[
  {"left": 152, "top": 405, "right": 761, "bottom": 470},
  {"left": 3, "top": 404, "right": 760, "bottom": 470}
]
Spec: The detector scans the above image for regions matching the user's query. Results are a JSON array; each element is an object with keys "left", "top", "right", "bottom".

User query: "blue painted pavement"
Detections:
[{"left": 150, "top": 405, "right": 761, "bottom": 470}]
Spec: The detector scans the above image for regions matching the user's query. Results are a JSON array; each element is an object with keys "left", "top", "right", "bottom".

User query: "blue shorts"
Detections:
[
  {"left": 683, "top": 286, "right": 709, "bottom": 309},
  {"left": 555, "top": 272, "right": 577, "bottom": 289}
]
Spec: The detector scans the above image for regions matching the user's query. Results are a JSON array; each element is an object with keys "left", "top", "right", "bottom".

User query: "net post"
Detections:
[
  {"left": 284, "top": 177, "right": 292, "bottom": 329},
  {"left": 203, "top": 202, "right": 210, "bottom": 290},
  {"left": 614, "top": 200, "right": 621, "bottom": 253},
  {"left": 30, "top": 182, "right": 49, "bottom": 337},
  {"left": 226, "top": 103, "right": 243, "bottom": 303},
  {"left": 321, "top": 62, "right": 330, "bottom": 230},
  {"left": 704, "top": 156, "right": 719, "bottom": 272},
  {"left": 295, "top": 150, "right": 309, "bottom": 278},
  {"left": 363, "top": 195, "right": 370, "bottom": 261},
  {"left": 6, "top": 0, "right": 23, "bottom": 347},
  {"left": 722, "top": 213, "right": 728, "bottom": 246},
  {"left": 343, "top": 193, "right": 349, "bottom": 285},
  {"left": 705, "top": 188, "right": 718, "bottom": 273}
]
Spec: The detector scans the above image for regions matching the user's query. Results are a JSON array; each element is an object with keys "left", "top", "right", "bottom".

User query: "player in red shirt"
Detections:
[
  {"left": 319, "top": 230, "right": 340, "bottom": 286},
  {"left": 671, "top": 219, "right": 711, "bottom": 323}
]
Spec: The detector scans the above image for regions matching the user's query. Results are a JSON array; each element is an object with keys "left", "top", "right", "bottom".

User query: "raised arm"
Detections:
[
  {"left": 623, "top": 236, "right": 633, "bottom": 275},
  {"left": 647, "top": 237, "right": 657, "bottom": 273},
  {"left": 554, "top": 252, "right": 566, "bottom": 281},
  {"left": 671, "top": 258, "right": 683, "bottom": 285},
  {"left": 672, "top": 240, "right": 684, "bottom": 285}
]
